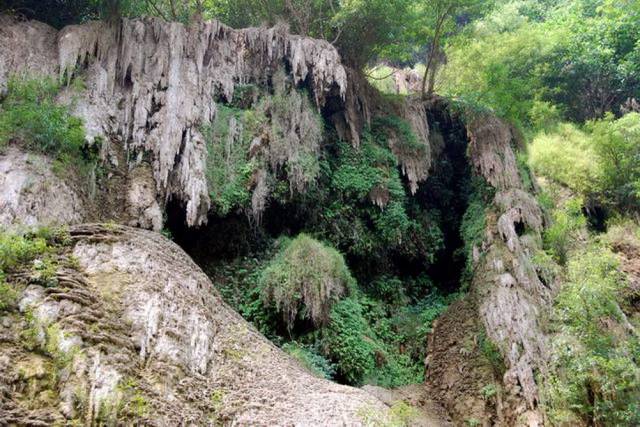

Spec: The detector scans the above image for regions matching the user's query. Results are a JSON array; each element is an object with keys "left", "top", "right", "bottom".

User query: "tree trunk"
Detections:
[{"left": 421, "top": 7, "right": 451, "bottom": 99}]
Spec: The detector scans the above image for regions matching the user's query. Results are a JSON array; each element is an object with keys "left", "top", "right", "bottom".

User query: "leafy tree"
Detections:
[
  {"left": 415, "top": 0, "right": 489, "bottom": 97},
  {"left": 588, "top": 112, "right": 640, "bottom": 214},
  {"left": 440, "top": 0, "right": 640, "bottom": 125}
]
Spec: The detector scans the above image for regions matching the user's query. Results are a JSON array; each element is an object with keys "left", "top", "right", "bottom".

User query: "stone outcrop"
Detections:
[
  {"left": 0, "top": 148, "right": 86, "bottom": 229},
  {"left": 424, "top": 103, "right": 549, "bottom": 426},
  {"left": 0, "top": 15, "right": 435, "bottom": 228},
  {"left": 0, "top": 224, "right": 399, "bottom": 425},
  {"left": 0, "top": 14, "right": 555, "bottom": 427}
]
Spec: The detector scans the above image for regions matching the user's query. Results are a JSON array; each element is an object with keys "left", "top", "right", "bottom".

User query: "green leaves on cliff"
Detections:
[
  {"left": 546, "top": 242, "right": 640, "bottom": 425},
  {"left": 529, "top": 112, "right": 640, "bottom": 215},
  {"left": 0, "top": 227, "right": 72, "bottom": 311},
  {"left": 0, "top": 77, "right": 86, "bottom": 162}
]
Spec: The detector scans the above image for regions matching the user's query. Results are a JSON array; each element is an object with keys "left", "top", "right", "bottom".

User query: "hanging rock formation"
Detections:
[
  {"left": 424, "top": 101, "right": 549, "bottom": 426},
  {"left": 0, "top": 13, "right": 554, "bottom": 427}
]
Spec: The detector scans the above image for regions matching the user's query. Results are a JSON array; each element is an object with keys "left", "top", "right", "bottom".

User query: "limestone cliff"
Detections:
[
  {"left": 1, "top": 224, "right": 399, "bottom": 425},
  {"left": 0, "top": 14, "right": 554, "bottom": 427},
  {"left": 424, "top": 100, "right": 549, "bottom": 426}
]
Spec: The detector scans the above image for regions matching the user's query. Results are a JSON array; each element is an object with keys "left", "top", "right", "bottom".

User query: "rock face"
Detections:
[
  {"left": 467, "top": 116, "right": 548, "bottom": 425},
  {"left": 0, "top": 224, "right": 398, "bottom": 426},
  {"left": 0, "top": 14, "right": 553, "bottom": 427},
  {"left": 56, "top": 17, "right": 349, "bottom": 226},
  {"left": 424, "top": 103, "right": 549, "bottom": 426},
  {"left": 1, "top": 15, "right": 432, "bottom": 228},
  {"left": 0, "top": 148, "right": 86, "bottom": 229}
]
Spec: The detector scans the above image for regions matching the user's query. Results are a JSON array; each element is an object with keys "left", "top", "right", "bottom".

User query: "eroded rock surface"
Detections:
[
  {"left": 1, "top": 15, "right": 433, "bottom": 228},
  {"left": 0, "top": 147, "right": 86, "bottom": 229},
  {"left": 424, "top": 103, "right": 549, "bottom": 426},
  {"left": 0, "top": 224, "right": 404, "bottom": 426}
]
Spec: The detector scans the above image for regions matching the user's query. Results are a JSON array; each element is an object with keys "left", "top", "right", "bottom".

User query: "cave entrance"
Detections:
[
  {"left": 418, "top": 104, "right": 473, "bottom": 293},
  {"left": 162, "top": 102, "right": 477, "bottom": 390}
]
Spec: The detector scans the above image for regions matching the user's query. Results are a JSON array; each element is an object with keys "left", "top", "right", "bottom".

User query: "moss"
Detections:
[
  {"left": 357, "top": 401, "right": 417, "bottom": 427},
  {"left": 282, "top": 341, "right": 336, "bottom": 379},
  {"left": 209, "top": 388, "right": 225, "bottom": 412},
  {"left": 116, "top": 377, "right": 150, "bottom": 420},
  {"left": 388, "top": 401, "right": 419, "bottom": 426},
  {"left": 478, "top": 330, "right": 506, "bottom": 378}
]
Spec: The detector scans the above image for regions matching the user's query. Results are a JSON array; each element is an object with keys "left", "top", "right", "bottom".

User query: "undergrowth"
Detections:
[{"left": 0, "top": 76, "right": 96, "bottom": 176}]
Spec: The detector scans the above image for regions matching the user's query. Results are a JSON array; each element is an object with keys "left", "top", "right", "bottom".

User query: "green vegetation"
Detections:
[
  {"left": 203, "top": 105, "right": 254, "bottom": 216},
  {"left": 0, "top": 78, "right": 84, "bottom": 156},
  {"left": 203, "top": 80, "right": 321, "bottom": 218},
  {"left": 545, "top": 244, "right": 640, "bottom": 425},
  {"left": 259, "top": 234, "right": 354, "bottom": 329},
  {"left": 0, "top": 76, "right": 96, "bottom": 176},
  {"left": 530, "top": 112, "right": 640, "bottom": 216},
  {"left": 440, "top": 0, "right": 640, "bottom": 127},
  {"left": 0, "top": 227, "right": 72, "bottom": 312},
  {"left": 282, "top": 341, "right": 336, "bottom": 379},
  {"left": 543, "top": 197, "right": 586, "bottom": 265},
  {"left": 320, "top": 297, "right": 377, "bottom": 385}
]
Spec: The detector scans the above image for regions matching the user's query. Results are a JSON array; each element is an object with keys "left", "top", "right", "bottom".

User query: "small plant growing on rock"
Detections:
[{"left": 0, "top": 77, "right": 88, "bottom": 169}]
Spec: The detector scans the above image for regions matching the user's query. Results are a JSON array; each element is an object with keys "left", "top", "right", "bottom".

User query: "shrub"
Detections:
[
  {"left": 0, "top": 77, "right": 87, "bottom": 165},
  {"left": 259, "top": 234, "right": 354, "bottom": 329},
  {"left": 203, "top": 105, "right": 254, "bottom": 216},
  {"left": 528, "top": 123, "right": 602, "bottom": 196},
  {"left": 546, "top": 246, "right": 640, "bottom": 425},
  {"left": 320, "top": 297, "right": 377, "bottom": 385},
  {"left": 588, "top": 112, "right": 640, "bottom": 213},
  {"left": 543, "top": 197, "right": 586, "bottom": 265}
]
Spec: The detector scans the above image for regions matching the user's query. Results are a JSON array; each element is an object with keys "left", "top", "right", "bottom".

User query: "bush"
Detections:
[
  {"left": 0, "top": 77, "right": 87, "bottom": 165},
  {"left": 543, "top": 197, "right": 586, "bottom": 265},
  {"left": 320, "top": 297, "right": 377, "bottom": 385},
  {"left": 259, "top": 234, "right": 354, "bottom": 329},
  {"left": 528, "top": 123, "right": 602, "bottom": 196},
  {"left": 546, "top": 246, "right": 640, "bottom": 425},
  {"left": 203, "top": 105, "right": 255, "bottom": 216},
  {"left": 320, "top": 125, "right": 438, "bottom": 263},
  {"left": 530, "top": 113, "right": 640, "bottom": 217},
  {"left": 588, "top": 112, "right": 640, "bottom": 213}
]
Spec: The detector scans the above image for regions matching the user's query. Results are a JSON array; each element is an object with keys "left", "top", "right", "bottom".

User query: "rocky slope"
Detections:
[{"left": 1, "top": 224, "right": 405, "bottom": 425}]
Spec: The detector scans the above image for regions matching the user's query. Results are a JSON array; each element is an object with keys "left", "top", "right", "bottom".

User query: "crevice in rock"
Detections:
[{"left": 418, "top": 105, "right": 472, "bottom": 293}]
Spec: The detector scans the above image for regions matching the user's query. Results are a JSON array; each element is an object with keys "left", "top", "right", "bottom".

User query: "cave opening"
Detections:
[
  {"left": 417, "top": 105, "right": 473, "bottom": 294},
  {"left": 165, "top": 105, "right": 476, "bottom": 300},
  {"left": 164, "top": 103, "right": 477, "bottom": 387}
]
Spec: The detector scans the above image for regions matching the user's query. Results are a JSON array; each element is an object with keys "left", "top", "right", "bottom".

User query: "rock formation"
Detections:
[{"left": 0, "top": 13, "right": 553, "bottom": 427}]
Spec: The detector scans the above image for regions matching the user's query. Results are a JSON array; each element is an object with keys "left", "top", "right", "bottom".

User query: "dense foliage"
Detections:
[
  {"left": 439, "top": 0, "right": 640, "bottom": 127},
  {"left": 530, "top": 112, "right": 640, "bottom": 216},
  {"left": 5, "top": 1, "right": 640, "bottom": 420},
  {"left": 0, "top": 78, "right": 87, "bottom": 163},
  {"left": 546, "top": 240, "right": 640, "bottom": 425},
  {"left": 259, "top": 234, "right": 353, "bottom": 329}
]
